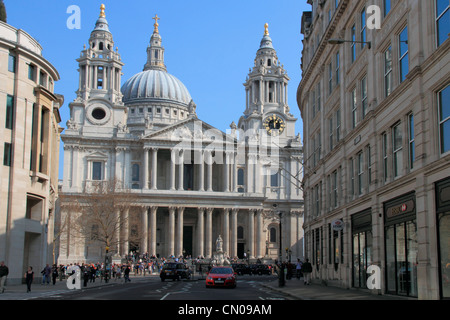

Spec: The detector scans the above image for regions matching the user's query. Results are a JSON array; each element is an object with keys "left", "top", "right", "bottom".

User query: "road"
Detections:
[{"left": 34, "top": 275, "right": 292, "bottom": 301}]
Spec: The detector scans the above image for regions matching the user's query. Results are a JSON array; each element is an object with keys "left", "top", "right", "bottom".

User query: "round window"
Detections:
[{"left": 92, "top": 108, "right": 106, "bottom": 120}]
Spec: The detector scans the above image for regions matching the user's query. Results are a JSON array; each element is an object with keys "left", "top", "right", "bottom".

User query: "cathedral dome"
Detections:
[{"left": 121, "top": 69, "right": 192, "bottom": 106}]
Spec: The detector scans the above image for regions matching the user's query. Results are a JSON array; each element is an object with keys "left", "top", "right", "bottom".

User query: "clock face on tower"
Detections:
[{"left": 263, "top": 114, "right": 285, "bottom": 136}]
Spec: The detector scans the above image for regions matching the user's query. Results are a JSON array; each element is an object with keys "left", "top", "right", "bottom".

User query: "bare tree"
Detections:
[{"left": 60, "top": 178, "right": 142, "bottom": 261}]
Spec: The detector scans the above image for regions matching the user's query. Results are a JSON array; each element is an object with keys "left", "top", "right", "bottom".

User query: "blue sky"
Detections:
[{"left": 5, "top": 0, "right": 308, "bottom": 179}]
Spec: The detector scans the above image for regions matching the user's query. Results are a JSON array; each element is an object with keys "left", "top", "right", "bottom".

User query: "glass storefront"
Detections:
[
  {"left": 436, "top": 178, "right": 450, "bottom": 299},
  {"left": 384, "top": 193, "right": 418, "bottom": 297},
  {"left": 352, "top": 210, "right": 372, "bottom": 289}
]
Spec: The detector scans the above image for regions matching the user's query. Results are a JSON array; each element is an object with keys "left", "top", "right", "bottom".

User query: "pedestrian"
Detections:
[
  {"left": 24, "top": 266, "right": 34, "bottom": 293},
  {"left": 124, "top": 265, "right": 131, "bottom": 283},
  {"left": 41, "top": 264, "right": 51, "bottom": 285},
  {"left": 302, "top": 258, "right": 312, "bottom": 285},
  {"left": 51, "top": 264, "right": 58, "bottom": 285},
  {"left": 296, "top": 259, "right": 303, "bottom": 280},
  {"left": 0, "top": 261, "right": 9, "bottom": 294}
]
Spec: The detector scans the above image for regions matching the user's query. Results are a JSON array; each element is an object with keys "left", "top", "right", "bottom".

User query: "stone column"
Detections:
[
  {"left": 223, "top": 152, "right": 229, "bottom": 192},
  {"left": 205, "top": 208, "right": 213, "bottom": 258},
  {"left": 143, "top": 147, "right": 149, "bottom": 189},
  {"left": 199, "top": 150, "right": 205, "bottom": 191},
  {"left": 170, "top": 148, "right": 176, "bottom": 191},
  {"left": 115, "top": 208, "right": 121, "bottom": 255},
  {"left": 141, "top": 206, "right": 148, "bottom": 254},
  {"left": 176, "top": 207, "right": 185, "bottom": 257},
  {"left": 168, "top": 207, "right": 176, "bottom": 257},
  {"left": 178, "top": 149, "right": 184, "bottom": 191},
  {"left": 223, "top": 208, "right": 230, "bottom": 255},
  {"left": 248, "top": 209, "right": 255, "bottom": 259},
  {"left": 149, "top": 206, "right": 157, "bottom": 257},
  {"left": 231, "top": 208, "right": 238, "bottom": 258},
  {"left": 197, "top": 208, "right": 205, "bottom": 258},
  {"left": 256, "top": 209, "right": 263, "bottom": 258},
  {"left": 151, "top": 148, "right": 158, "bottom": 190},
  {"left": 206, "top": 151, "right": 213, "bottom": 192},
  {"left": 123, "top": 208, "right": 129, "bottom": 256}
]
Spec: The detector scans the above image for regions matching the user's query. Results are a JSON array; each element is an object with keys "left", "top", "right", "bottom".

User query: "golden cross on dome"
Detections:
[
  {"left": 153, "top": 15, "right": 160, "bottom": 33},
  {"left": 264, "top": 23, "right": 269, "bottom": 36},
  {"left": 100, "top": 4, "right": 106, "bottom": 18}
]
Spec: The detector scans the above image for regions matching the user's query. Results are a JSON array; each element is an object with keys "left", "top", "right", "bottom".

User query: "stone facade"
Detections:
[
  {"left": 298, "top": 0, "right": 450, "bottom": 299},
  {"left": 58, "top": 7, "right": 304, "bottom": 265},
  {"left": 0, "top": 20, "right": 63, "bottom": 284}
]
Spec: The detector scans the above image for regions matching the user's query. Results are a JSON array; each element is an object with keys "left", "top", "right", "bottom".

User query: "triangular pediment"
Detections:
[
  {"left": 85, "top": 150, "right": 109, "bottom": 160},
  {"left": 141, "top": 117, "right": 235, "bottom": 144}
]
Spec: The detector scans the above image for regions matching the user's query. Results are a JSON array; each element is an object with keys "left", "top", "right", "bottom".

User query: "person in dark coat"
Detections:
[
  {"left": 302, "top": 259, "right": 313, "bottom": 285},
  {"left": 0, "top": 261, "right": 9, "bottom": 293},
  {"left": 51, "top": 264, "right": 58, "bottom": 285},
  {"left": 24, "top": 266, "right": 34, "bottom": 293}
]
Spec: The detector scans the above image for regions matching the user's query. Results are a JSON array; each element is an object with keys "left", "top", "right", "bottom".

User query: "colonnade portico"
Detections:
[
  {"left": 118, "top": 205, "right": 267, "bottom": 259},
  {"left": 140, "top": 147, "right": 237, "bottom": 193}
]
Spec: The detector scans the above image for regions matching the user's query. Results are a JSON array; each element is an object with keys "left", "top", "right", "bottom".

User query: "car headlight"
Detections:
[
  {"left": 207, "top": 276, "right": 213, "bottom": 280},
  {"left": 226, "top": 276, "right": 234, "bottom": 280}
]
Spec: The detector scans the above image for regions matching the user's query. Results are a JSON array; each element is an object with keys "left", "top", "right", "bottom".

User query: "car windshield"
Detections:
[
  {"left": 209, "top": 268, "right": 233, "bottom": 274},
  {"left": 163, "top": 263, "right": 178, "bottom": 269}
]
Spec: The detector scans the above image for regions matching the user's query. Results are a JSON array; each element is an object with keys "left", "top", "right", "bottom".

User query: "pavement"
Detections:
[{"left": 0, "top": 273, "right": 411, "bottom": 301}]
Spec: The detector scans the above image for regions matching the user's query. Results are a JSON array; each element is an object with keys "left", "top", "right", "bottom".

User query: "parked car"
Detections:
[
  {"left": 232, "top": 263, "right": 252, "bottom": 275},
  {"left": 252, "top": 264, "right": 272, "bottom": 275},
  {"left": 160, "top": 262, "right": 191, "bottom": 281},
  {"left": 206, "top": 266, "right": 237, "bottom": 288}
]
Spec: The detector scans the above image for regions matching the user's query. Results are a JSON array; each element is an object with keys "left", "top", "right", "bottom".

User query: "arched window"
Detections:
[
  {"left": 270, "top": 227, "right": 277, "bottom": 243},
  {"left": 99, "top": 42, "right": 104, "bottom": 50},
  {"left": 237, "top": 226, "right": 244, "bottom": 239},
  {"left": 237, "top": 168, "right": 245, "bottom": 192}
]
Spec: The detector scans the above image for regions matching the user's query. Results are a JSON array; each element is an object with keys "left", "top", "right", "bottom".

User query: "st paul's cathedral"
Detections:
[{"left": 58, "top": 5, "right": 304, "bottom": 264}]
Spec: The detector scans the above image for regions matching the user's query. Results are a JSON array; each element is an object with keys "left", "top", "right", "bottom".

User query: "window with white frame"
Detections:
[
  {"left": 360, "top": 8, "right": 367, "bottom": 49},
  {"left": 357, "top": 152, "right": 364, "bottom": 195},
  {"left": 350, "top": 157, "right": 355, "bottom": 196},
  {"left": 332, "top": 170, "right": 338, "bottom": 208},
  {"left": 436, "top": 0, "right": 450, "bottom": 47},
  {"left": 336, "top": 109, "right": 341, "bottom": 142},
  {"left": 408, "top": 113, "right": 415, "bottom": 169},
  {"left": 383, "top": 132, "right": 389, "bottom": 182},
  {"left": 352, "top": 88, "right": 358, "bottom": 129},
  {"left": 335, "top": 52, "right": 340, "bottom": 86},
  {"left": 92, "top": 161, "right": 103, "bottom": 181},
  {"left": 392, "top": 122, "right": 403, "bottom": 177},
  {"left": 361, "top": 77, "right": 368, "bottom": 118},
  {"left": 385, "top": 46, "right": 393, "bottom": 97},
  {"left": 329, "top": 116, "right": 334, "bottom": 151},
  {"left": 438, "top": 85, "right": 450, "bottom": 154},
  {"left": 399, "top": 26, "right": 409, "bottom": 83},
  {"left": 366, "top": 145, "right": 372, "bottom": 186},
  {"left": 351, "top": 24, "right": 356, "bottom": 63}
]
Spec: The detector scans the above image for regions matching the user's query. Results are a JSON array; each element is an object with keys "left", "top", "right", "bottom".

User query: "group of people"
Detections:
[
  {"left": 275, "top": 258, "right": 313, "bottom": 285},
  {"left": 0, "top": 256, "right": 315, "bottom": 294}
]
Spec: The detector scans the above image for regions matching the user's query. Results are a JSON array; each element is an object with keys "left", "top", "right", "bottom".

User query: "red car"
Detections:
[{"left": 205, "top": 266, "right": 237, "bottom": 288}]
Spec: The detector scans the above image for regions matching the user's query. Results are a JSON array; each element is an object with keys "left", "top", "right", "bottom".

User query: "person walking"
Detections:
[
  {"left": 51, "top": 264, "right": 58, "bottom": 285},
  {"left": 24, "top": 266, "right": 34, "bottom": 293},
  {"left": 124, "top": 265, "right": 131, "bottom": 283},
  {"left": 0, "top": 261, "right": 9, "bottom": 293},
  {"left": 302, "top": 259, "right": 312, "bottom": 285},
  {"left": 41, "top": 264, "right": 51, "bottom": 285},
  {"left": 296, "top": 259, "right": 303, "bottom": 280}
]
